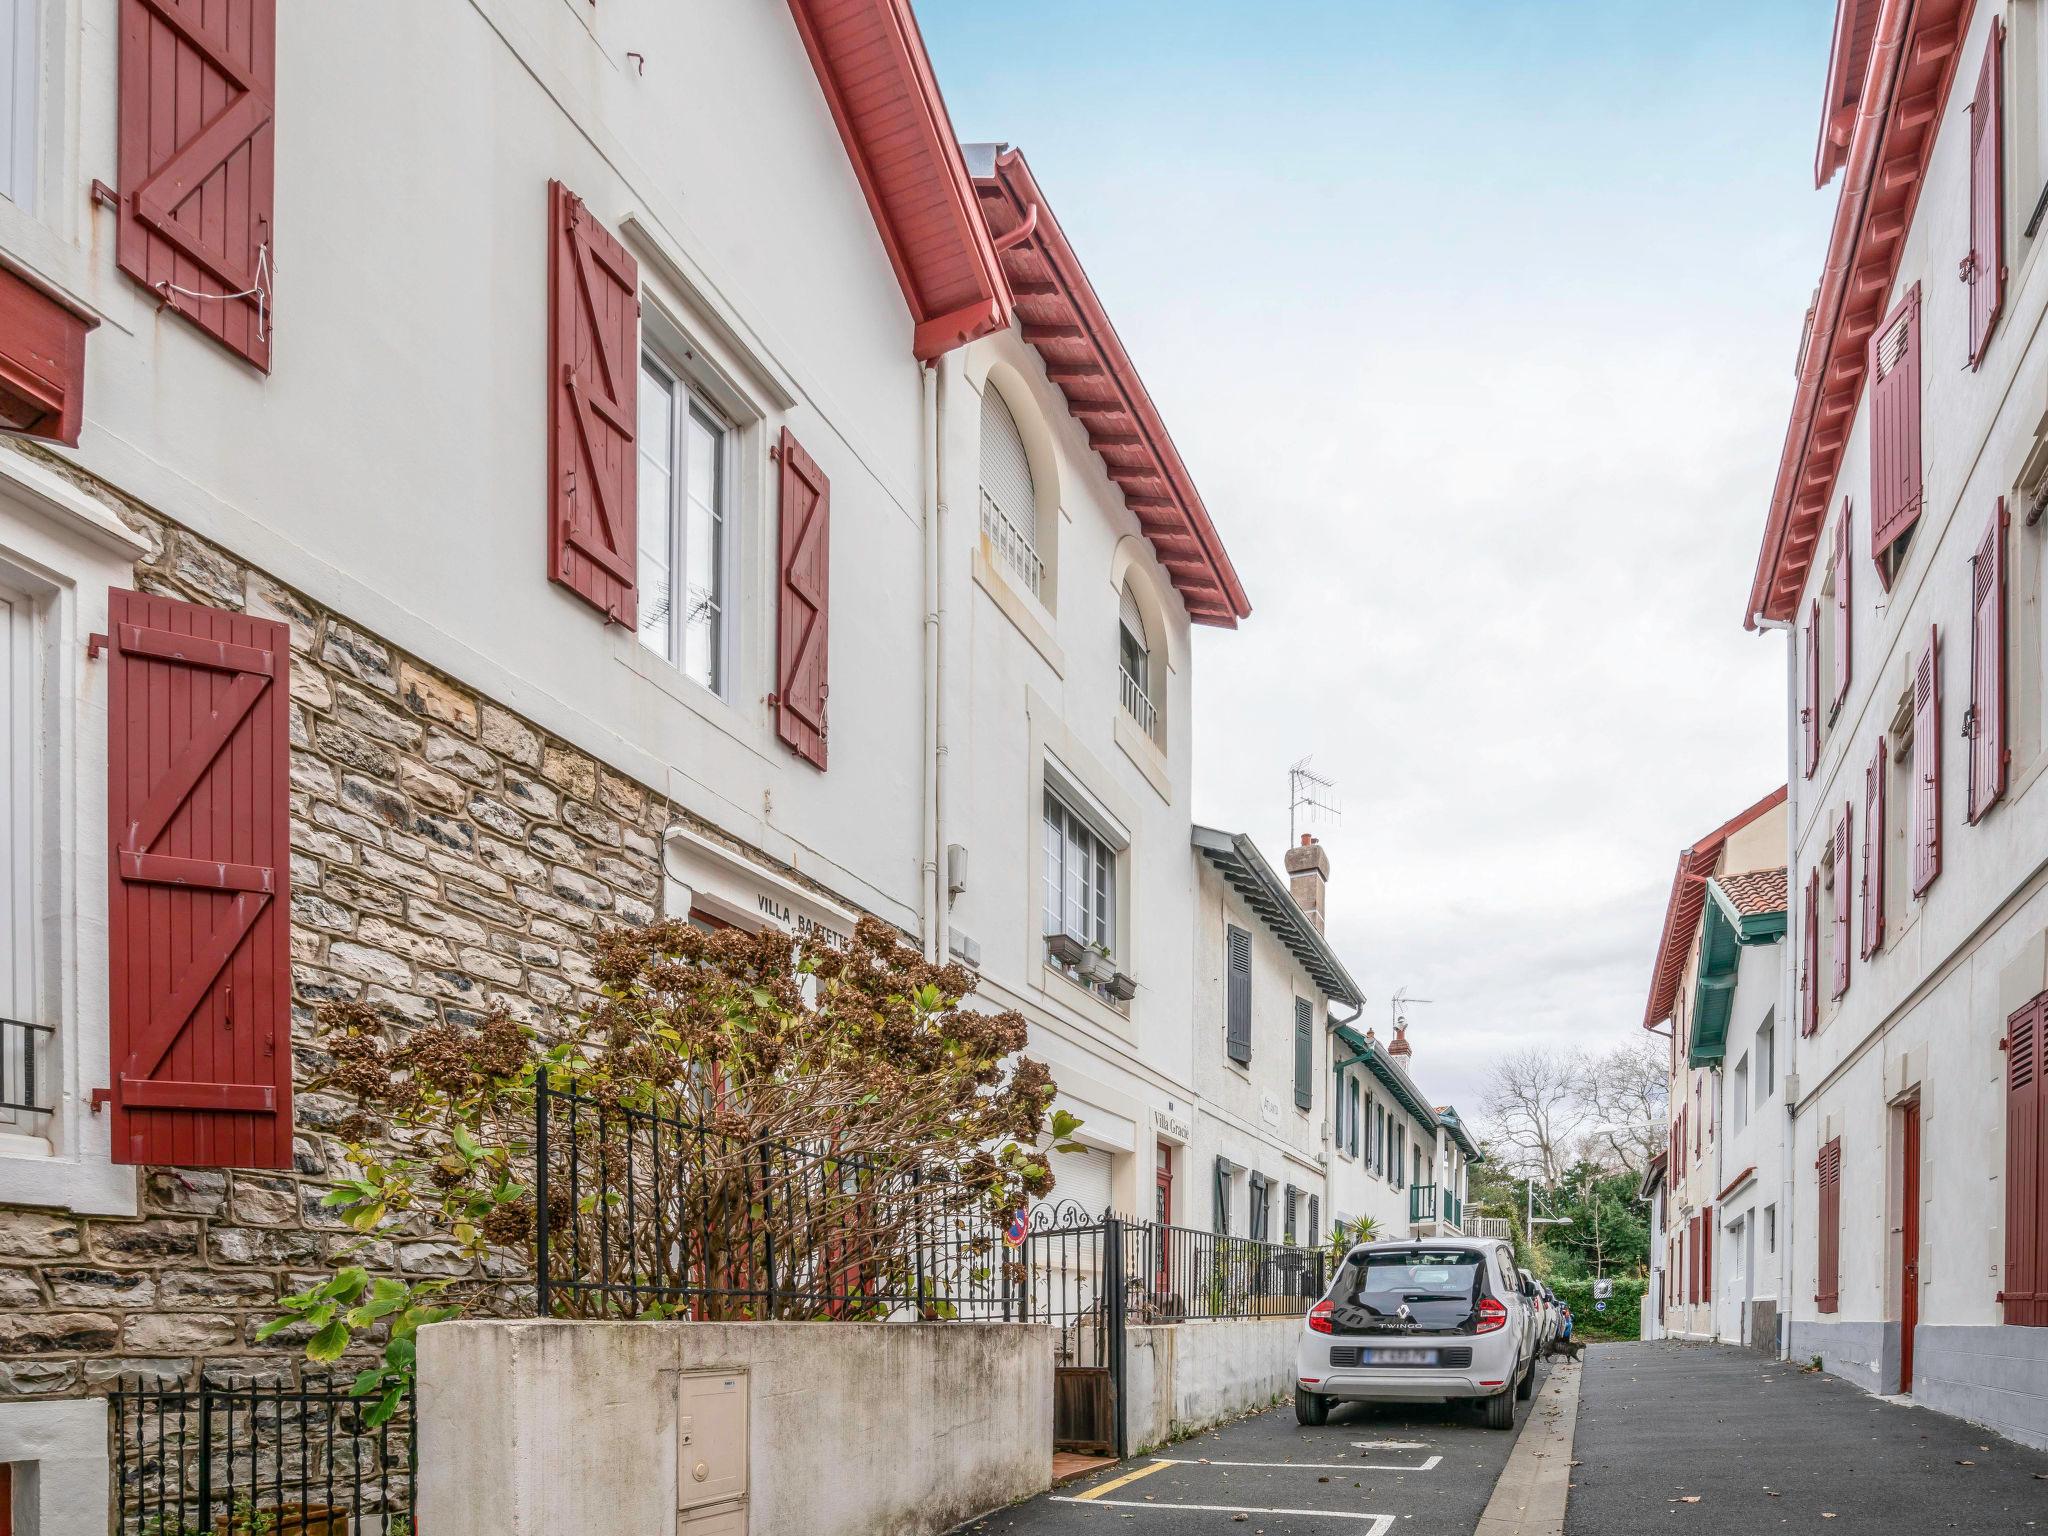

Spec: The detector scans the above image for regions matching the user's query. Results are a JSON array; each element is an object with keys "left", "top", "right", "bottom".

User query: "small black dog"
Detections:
[{"left": 1549, "top": 1336, "right": 1586, "bottom": 1362}]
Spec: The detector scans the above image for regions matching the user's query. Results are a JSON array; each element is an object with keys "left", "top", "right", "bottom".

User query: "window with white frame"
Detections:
[
  {"left": 1043, "top": 788, "right": 1115, "bottom": 958},
  {"left": 0, "top": 0, "right": 36, "bottom": 211},
  {"left": 1755, "top": 1016, "right": 1774, "bottom": 1105},
  {"left": 635, "top": 352, "right": 729, "bottom": 693},
  {"left": 979, "top": 384, "right": 1042, "bottom": 597},
  {"left": 1731, "top": 1054, "right": 1749, "bottom": 1135},
  {"left": 1118, "top": 582, "right": 1159, "bottom": 742},
  {"left": 0, "top": 575, "right": 44, "bottom": 1144}
]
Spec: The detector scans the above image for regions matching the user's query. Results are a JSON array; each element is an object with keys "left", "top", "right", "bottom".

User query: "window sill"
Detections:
[
  {"left": 0, "top": 1139, "right": 138, "bottom": 1217},
  {"left": 614, "top": 629, "right": 753, "bottom": 741},
  {"left": 1114, "top": 709, "right": 1171, "bottom": 804},
  {"left": 1037, "top": 963, "right": 1136, "bottom": 1039},
  {"left": 974, "top": 542, "right": 1064, "bottom": 675}
]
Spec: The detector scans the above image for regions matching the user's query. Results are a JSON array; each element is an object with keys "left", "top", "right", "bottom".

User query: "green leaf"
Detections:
[
  {"left": 384, "top": 1335, "right": 416, "bottom": 1372},
  {"left": 306, "top": 1320, "right": 351, "bottom": 1363},
  {"left": 252, "top": 1315, "right": 296, "bottom": 1343},
  {"left": 320, "top": 1268, "right": 370, "bottom": 1303},
  {"left": 350, "top": 1366, "right": 386, "bottom": 1397},
  {"left": 451, "top": 1124, "right": 483, "bottom": 1163}
]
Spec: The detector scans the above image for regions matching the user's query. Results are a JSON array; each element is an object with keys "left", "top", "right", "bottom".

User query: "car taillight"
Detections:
[
  {"left": 1307, "top": 1300, "right": 1336, "bottom": 1335},
  {"left": 1475, "top": 1297, "right": 1507, "bottom": 1334}
]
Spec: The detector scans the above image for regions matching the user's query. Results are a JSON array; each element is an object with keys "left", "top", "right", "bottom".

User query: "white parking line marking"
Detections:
[
  {"left": 1050, "top": 1498, "right": 1394, "bottom": 1530},
  {"left": 1350, "top": 1439, "right": 1429, "bottom": 1450},
  {"left": 1156, "top": 1455, "right": 1441, "bottom": 1472}
]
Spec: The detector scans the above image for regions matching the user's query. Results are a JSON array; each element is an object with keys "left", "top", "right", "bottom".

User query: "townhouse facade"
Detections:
[
  {"left": 1641, "top": 789, "right": 1788, "bottom": 1346},
  {"left": 0, "top": 1, "right": 1281, "bottom": 1526},
  {"left": 1750, "top": 0, "right": 2048, "bottom": 1447}
]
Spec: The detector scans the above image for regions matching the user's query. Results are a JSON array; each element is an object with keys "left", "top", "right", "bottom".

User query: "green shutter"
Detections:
[{"left": 1293, "top": 997, "right": 1314, "bottom": 1108}]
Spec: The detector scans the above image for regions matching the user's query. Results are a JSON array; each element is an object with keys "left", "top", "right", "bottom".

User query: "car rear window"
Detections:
[{"left": 1342, "top": 1249, "right": 1483, "bottom": 1299}]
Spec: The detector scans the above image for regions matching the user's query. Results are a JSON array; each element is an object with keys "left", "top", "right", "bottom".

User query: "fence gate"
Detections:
[{"left": 1020, "top": 1203, "right": 1127, "bottom": 1458}]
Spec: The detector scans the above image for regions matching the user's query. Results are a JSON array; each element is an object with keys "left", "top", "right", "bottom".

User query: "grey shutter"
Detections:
[
  {"left": 1348, "top": 1081, "right": 1360, "bottom": 1156},
  {"left": 1284, "top": 1183, "right": 1299, "bottom": 1243},
  {"left": 1214, "top": 1155, "right": 1231, "bottom": 1235},
  {"left": 1308, "top": 1194, "right": 1320, "bottom": 1247},
  {"left": 1293, "top": 997, "right": 1314, "bottom": 1109},
  {"left": 1225, "top": 925, "right": 1252, "bottom": 1063}
]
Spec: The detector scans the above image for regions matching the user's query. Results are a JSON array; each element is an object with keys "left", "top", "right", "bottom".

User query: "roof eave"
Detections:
[{"left": 1194, "top": 826, "right": 1363, "bottom": 1005}]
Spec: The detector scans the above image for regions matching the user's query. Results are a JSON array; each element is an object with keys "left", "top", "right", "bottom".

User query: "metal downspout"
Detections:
[
  {"left": 920, "top": 362, "right": 943, "bottom": 961},
  {"left": 1758, "top": 614, "right": 1800, "bottom": 1359}
]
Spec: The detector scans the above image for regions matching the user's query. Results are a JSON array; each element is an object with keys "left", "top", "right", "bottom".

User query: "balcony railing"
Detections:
[
  {"left": 1119, "top": 666, "right": 1158, "bottom": 742},
  {"left": 1409, "top": 1184, "right": 1465, "bottom": 1231},
  {"left": 980, "top": 489, "right": 1044, "bottom": 597},
  {"left": 1410, "top": 1183, "right": 1437, "bottom": 1224}
]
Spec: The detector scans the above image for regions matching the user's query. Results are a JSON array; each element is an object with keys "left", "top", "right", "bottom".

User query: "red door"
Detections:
[
  {"left": 1901, "top": 1101, "right": 1922, "bottom": 1393},
  {"left": 1154, "top": 1144, "right": 1174, "bottom": 1290}
]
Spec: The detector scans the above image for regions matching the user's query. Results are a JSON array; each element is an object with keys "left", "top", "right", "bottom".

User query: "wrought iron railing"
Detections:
[
  {"left": 1119, "top": 667, "right": 1158, "bottom": 742},
  {"left": 980, "top": 488, "right": 1044, "bottom": 597},
  {"left": 108, "top": 1376, "right": 415, "bottom": 1536},
  {"left": 534, "top": 1084, "right": 1014, "bottom": 1321},
  {"left": 0, "top": 1016, "right": 53, "bottom": 1115}
]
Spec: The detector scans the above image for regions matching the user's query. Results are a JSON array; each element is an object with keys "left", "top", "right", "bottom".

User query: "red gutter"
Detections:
[
  {"left": 1717, "top": 1166, "right": 1758, "bottom": 1202},
  {"left": 1748, "top": 0, "right": 1910, "bottom": 630}
]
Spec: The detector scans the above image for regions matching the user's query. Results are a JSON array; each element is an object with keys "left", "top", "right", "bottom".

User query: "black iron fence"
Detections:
[
  {"left": 108, "top": 1376, "right": 415, "bottom": 1536},
  {"left": 534, "top": 1083, "right": 1015, "bottom": 1321},
  {"left": 0, "top": 1015, "right": 52, "bottom": 1114}
]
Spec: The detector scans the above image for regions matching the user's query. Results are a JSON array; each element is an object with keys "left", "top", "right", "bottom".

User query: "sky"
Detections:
[{"left": 920, "top": 1, "right": 1840, "bottom": 1121}]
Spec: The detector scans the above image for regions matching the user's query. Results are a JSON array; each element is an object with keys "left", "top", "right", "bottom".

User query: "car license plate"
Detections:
[{"left": 1360, "top": 1348, "right": 1438, "bottom": 1366}]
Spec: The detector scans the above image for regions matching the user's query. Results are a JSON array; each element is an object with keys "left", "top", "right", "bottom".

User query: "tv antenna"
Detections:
[
  {"left": 1288, "top": 756, "right": 1340, "bottom": 845},
  {"left": 1391, "top": 988, "right": 1433, "bottom": 1033}
]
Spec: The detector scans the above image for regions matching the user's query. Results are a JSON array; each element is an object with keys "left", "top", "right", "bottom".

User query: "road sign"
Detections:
[
  {"left": 1593, "top": 1278, "right": 1613, "bottom": 1300},
  {"left": 1595, "top": 1299, "right": 1607, "bottom": 1312}
]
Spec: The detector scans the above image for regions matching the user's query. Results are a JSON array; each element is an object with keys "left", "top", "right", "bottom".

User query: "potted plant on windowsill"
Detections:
[
  {"left": 1082, "top": 945, "right": 1116, "bottom": 984},
  {"left": 1045, "top": 932, "right": 1088, "bottom": 969},
  {"left": 1105, "top": 971, "right": 1138, "bottom": 1001}
]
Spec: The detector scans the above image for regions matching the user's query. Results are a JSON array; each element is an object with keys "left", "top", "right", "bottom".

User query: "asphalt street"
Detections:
[
  {"left": 965, "top": 1365, "right": 1551, "bottom": 1536},
  {"left": 1567, "top": 1341, "right": 2048, "bottom": 1534}
]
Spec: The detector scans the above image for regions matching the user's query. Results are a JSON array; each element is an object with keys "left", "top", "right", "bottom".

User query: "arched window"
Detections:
[
  {"left": 979, "top": 385, "right": 1040, "bottom": 595},
  {"left": 1118, "top": 581, "right": 1158, "bottom": 741}
]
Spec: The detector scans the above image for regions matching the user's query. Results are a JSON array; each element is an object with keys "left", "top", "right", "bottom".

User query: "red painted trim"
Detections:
[
  {"left": 1716, "top": 1166, "right": 1757, "bottom": 1203},
  {"left": 1817, "top": 0, "right": 1884, "bottom": 189},
  {"left": 0, "top": 262, "right": 95, "bottom": 447},
  {"left": 1642, "top": 784, "right": 1790, "bottom": 1029},
  {"left": 785, "top": 0, "right": 1010, "bottom": 361},
  {"left": 1750, "top": 0, "right": 1976, "bottom": 627},
  {"left": 972, "top": 148, "right": 1251, "bottom": 627}
]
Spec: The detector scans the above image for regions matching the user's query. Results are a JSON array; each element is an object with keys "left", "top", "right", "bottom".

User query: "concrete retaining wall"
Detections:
[
  {"left": 1123, "top": 1317, "right": 1299, "bottom": 1452},
  {"left": 1891, "top": 1325, "right": 2048, "bottom": 1450},
  {"left": 1788, "top": 1317, "right": 1899, "bottom": 1396},
  {"left": 416, "top": 1320, "right": 1053, "bottom": 1536}
]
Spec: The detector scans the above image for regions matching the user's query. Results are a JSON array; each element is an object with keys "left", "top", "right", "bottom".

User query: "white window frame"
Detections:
[
  {"left": 979, "top": 380, "right": 1044, "bottom": 598},
  {"left": 635, "top": 348, "right": 732, "bottom": 697},
  {"left": 0, "top": 0, "right": 37, "bottom": 213},
  {"left": 1042, "top": 787, "right": 1116, "bottom": 958},
  {"left": 0, "top": 454, "right": 148, "bottom": 1216}
]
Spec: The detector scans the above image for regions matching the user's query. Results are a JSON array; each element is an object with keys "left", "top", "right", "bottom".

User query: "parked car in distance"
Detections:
[
  {"left": 1522, "top": 1271, "right": 1554, "bottom": 1351},
  {"left": 1296, "top": 1237, "right": 1539, "bottom": 1430}
]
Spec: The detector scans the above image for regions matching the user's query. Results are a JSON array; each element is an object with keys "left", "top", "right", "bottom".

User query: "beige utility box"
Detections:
[{"left": 677, "top": 1369, "right": 748, "bottom": 1533}]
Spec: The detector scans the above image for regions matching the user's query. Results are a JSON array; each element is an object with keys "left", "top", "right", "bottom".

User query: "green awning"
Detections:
[{"left": 1687, "top": 898, "right": 1741, "bottom": 1068}]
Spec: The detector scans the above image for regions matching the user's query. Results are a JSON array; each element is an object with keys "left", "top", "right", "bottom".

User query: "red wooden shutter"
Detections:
[
  {"left": 1701, "top": 1203, "right": 1713, "bottom": 1303},
  {"left": 1967, "top": 21, "right": 2006, "bottom": 369},
  {"left": 1688, "top": 1212, "right": 1701, "bottom": 1304},
  {"left": 1861, "top": 738, "right": 1886, "bottom": 958},
  {"left": 1911, "top": 627, "right": 1942, "bottom": 895},
  {"left": 1869, "top": 286, "right": 1923, "bottom": 576},
  {"left": 1968, "top": 500, "right": 2009, "bottom": 823},
  {"left": 1802, "top": 868, "right": 1820, "bottom": 1036},
  {"left": 1803, "top": 599, "right": 1821, "bottom": 778},
  {"left": 104, "top": 589, "right": 292, "bottom": 1169},
  {"left": 2005, "top": 995, "right": 2046, "bottom": 1326},
  {"left": 547, "top": 180, "right": 639, "bottom": 628},
  {"left": 115, "top": 0, "right": 275, "bottom": 371},
  {"left": 1816, "top": 1137, "right": 1842, "bottom": 1313},
  {"left": 1832, "top": 505, "right": 1852, "bottom": 709},
  {"left": 1832, "top": 803, "right": 1852, "bottom": 998},
  {"left": 774, "top": 429, "right": 831, "bottom": 769}
]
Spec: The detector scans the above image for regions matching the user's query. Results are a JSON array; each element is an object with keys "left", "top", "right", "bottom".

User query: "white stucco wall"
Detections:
[
  {"left": 417, "top": 1319, "right": 1053, "bottom": 1536},
  {"left": 1123, "top": 1317, "right": 1301, "bottom": 1453}
]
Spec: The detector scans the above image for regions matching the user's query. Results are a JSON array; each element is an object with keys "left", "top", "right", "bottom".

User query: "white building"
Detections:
[
  {"left": 1325, "top": 1021, "right": 1475, "bottom": 1243},
  {"left": 0, "top": 0, "right": 1257, "bottom": 1524},
  {"left": 1641, "top": 790, "right": 1788, "bottom": 1345},
  {"left": 1748, "top": 0, "right": 2048, "bottom": 1447}
]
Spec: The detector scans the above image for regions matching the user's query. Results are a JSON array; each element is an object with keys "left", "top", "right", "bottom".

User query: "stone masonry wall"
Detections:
[{"left": 0, "top": 470, "right": 679, "bottom": 1399}]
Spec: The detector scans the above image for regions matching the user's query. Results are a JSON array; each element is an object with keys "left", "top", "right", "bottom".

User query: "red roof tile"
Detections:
[{"left": 1642, "top": 786, "right": 1788, "bottom": 1030}]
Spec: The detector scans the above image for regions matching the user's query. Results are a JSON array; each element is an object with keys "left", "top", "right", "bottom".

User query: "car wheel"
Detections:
[
  {"left": 1294, "top": 1385, "right": 1330, "bottom": 1426},
  {"left": 1516, "top": 1358, "right": 1537, "bottom": 1401},
  {"left": 1483, "top": 1385, "right": 1516, "bottom": 1430}
]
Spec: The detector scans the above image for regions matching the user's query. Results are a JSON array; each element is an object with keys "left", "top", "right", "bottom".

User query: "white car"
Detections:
[{"left": 1295, "top": 1236, "right": 1540, "bottom": 1430}]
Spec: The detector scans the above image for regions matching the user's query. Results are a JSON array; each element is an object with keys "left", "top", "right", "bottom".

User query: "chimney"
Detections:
[
  {"left": 1389, "top": 1022, "right": 1412, "bottom": 1064},
  {"left": 1284, "top": 833, "right": 1330, "bottom": 933}
]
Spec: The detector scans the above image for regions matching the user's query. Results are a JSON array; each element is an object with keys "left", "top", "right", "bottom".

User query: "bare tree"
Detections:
[
  {"left": 1480, "top": 1046, "right": 1591, "bottom": 1185},
  {"left": 1581, "top": 1037, "right": 1669, "bottom": 1177}
]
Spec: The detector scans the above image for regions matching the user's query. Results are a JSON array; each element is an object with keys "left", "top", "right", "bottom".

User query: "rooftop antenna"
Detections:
[
  {"left": 1391, "top": 988, "right": 1433, "bottom": 1034},
  {"left": 1288, "top": 756, "right": 1340, "bottom": 846}
]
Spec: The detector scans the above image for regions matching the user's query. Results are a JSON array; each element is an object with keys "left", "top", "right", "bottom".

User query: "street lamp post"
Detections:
[{"left": 1527, "top": 1177, "right": 1573, "bottom": 1245}]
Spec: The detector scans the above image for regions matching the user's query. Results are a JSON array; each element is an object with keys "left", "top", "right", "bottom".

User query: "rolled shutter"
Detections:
[
  {"left": 1861, "top": 738, "right": 1886, "bottom": 958},
  {"left": 1967, "top": 22, "right": 2006, "bottom": 369},
  {"left": 1816, "top": 1137, "right": 1842, "bottom": 1313},
  {"left": 1869, "top": 286, "right": 1924, "bottom": 574},
  {"left": 1802, "top": 868, "right": 1820, "bottom": 1036},
  {"left": 2005, "top": 996, "right": 2046, "bottom": 1325},
  {"left": 1225, "top": 925, "right": 1252, "bottom": 1063},
  {"left": 774, "top": 428, "right": 831, "bottom": 769},
  {"left": 1968, "top": 500, "right": 2009, "bottom": 823},
  {"left": 1802, "top": 600, "right": 1821, "bottom": 778},
  {"left": 115, "top": 0, "right": 275, "bottom": 370},
  {"left": 1911, "top": 628, "right": 1942, "bottom": 895},
  {"left": 104, "top": 589, "right": 292, "bottom": 1169},
  {"left": 1832, "top": 804, "right": 1852, "bottom": 999},
  {"left": 547, "top": 181, "right": 639, "bottom": 627},
  {"left": 1832, "top": 505, "right": 1852, "bottom": 710},
  {"left": 1293, "top": 996, "right": 1313, "bottom": 1109}
]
